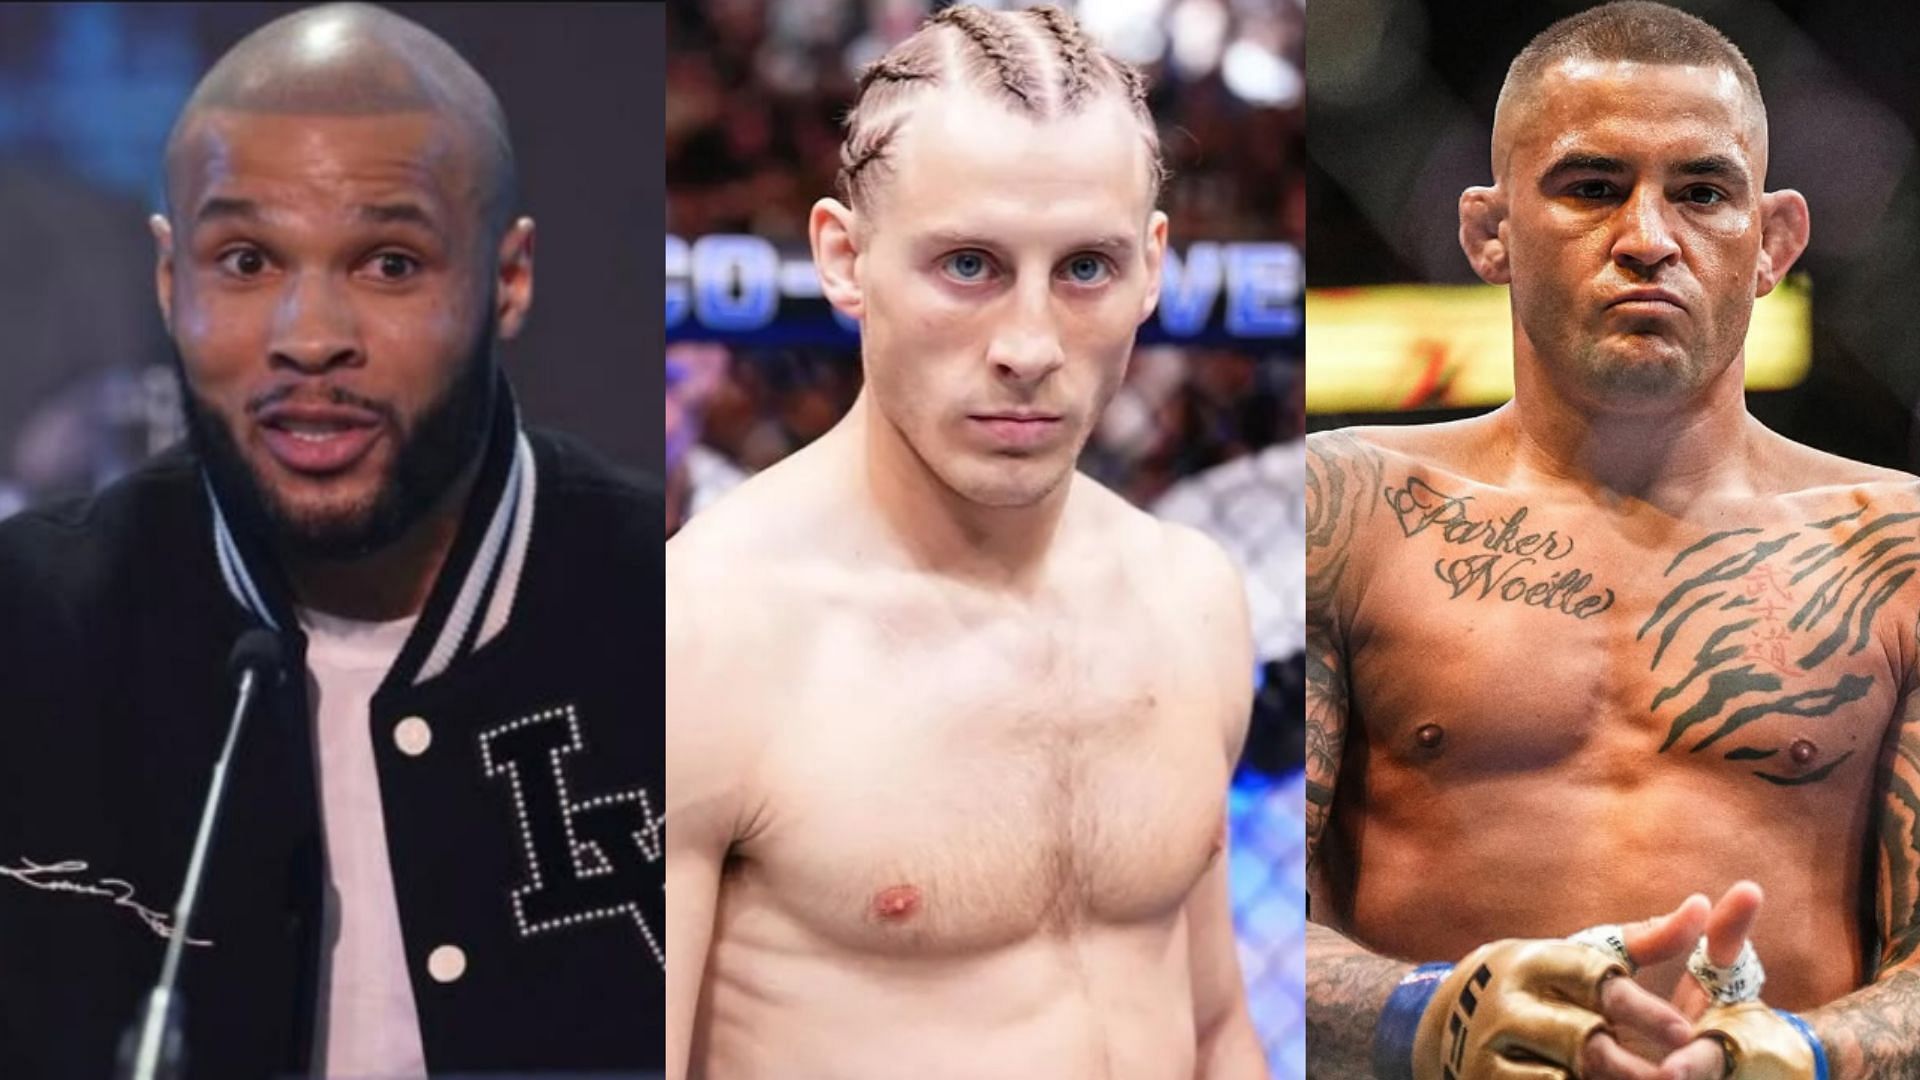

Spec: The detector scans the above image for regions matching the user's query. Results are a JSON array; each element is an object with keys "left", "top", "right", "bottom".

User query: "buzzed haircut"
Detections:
[
  {"left": 164, "top": 3, "right": 518, "bottom": 241},
  {"left": 1503, "top": 1, "right": 1761, "bottom": 111},
  {"left": 835, "top": 3, "right": 1163, "bottom": 211}
]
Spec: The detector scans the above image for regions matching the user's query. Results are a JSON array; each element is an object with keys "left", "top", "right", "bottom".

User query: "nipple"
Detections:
[
  {"left": 1789, "top": 738, "right": 1817, "bottom": 766},
  {"left": 1415, "top": 724, "right": 1447, "bottom": 751},
  {"left": 870, "top": 884, "right": 923, "bottom": 922}
]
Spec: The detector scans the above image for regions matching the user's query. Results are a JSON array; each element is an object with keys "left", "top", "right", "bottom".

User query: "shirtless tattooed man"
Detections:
[
  {"left": 666, "top": 6, "right": 1265, "bottom": 1078},
  {"left": 1308, "top": 4, "right": 1920, "bottom": 1079}
]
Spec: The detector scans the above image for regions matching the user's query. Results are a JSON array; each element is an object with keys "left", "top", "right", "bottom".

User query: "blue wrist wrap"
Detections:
[
  {"left": 1371, "top": 962, "right": 1452, "bottom": 1080},
  {"left": 1776, "top": 1009, "right": 1829, "bottom": 1080}
]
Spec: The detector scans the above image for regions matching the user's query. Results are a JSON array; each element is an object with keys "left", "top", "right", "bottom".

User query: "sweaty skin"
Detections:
[
  {"left": 1312, "top": 416, "right": 1919, "bottom": 1005},
  {"left": 1306, "top": 54, "right": 1920, "bottom": 1080}
]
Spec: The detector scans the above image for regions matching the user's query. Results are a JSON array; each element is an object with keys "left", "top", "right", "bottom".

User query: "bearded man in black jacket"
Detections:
[{"left": 0, "top": 4, "right": 662, "bottom": 1076}]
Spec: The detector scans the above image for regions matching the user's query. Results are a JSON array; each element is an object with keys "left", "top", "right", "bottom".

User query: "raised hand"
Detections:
[
  {"left": 1581, "top": 893, "right": 1713, "bottom": 1080},
  {"left": 1657, "top": 882, "right": 1779, "bottom": 1080}
]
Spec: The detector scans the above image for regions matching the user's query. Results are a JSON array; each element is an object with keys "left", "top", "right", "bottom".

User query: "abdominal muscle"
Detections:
[
  {"left": 1317, "top": 758, "right": 1871, "bottom": 1011},
  {"left": 692, "top": 890, "right": 1199, "bottom": 1080}
]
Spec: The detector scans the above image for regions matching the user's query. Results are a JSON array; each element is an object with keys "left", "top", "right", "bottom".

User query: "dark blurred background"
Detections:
[
  {"left": 1306, "top": 0, "right": 1920, "bottom": 460},
  {"left": 0, "top": 1, "right": 662, "bottom": 524},
  {"left": 664, "top": 0, "right": 1305, "bottom": 1070}
]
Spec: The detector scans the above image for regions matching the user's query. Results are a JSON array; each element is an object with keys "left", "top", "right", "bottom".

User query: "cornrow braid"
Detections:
[
  {"left": 838, "top": 51, "right": 935, "bottom": 203},
  {"left": 1109, "top": 57, "right": 1149, "bottom": 109},
  {"left": 1026, "top": 5, "right": 1094, "bottom": 109},
  {"left": 857, "top": 55, "right": 932, "bottom": 95},
  {"left": 932, "top": 4, "right": 1037, "bottom": 111},
  {"left": 837, "top": 119, "right": 896, "bottom": 203},
  {"left": 834, "top": 4, "right": 1165, "bottom": 210}
]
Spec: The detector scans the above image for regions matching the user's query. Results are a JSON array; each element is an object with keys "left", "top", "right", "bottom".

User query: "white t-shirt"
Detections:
[{"left": 299, "top": 607, "right": 426, "bottom": 1079}]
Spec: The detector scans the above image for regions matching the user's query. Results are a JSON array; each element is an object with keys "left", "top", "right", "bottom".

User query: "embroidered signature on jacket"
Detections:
[{"left": 1, "top": 858, "right": 211, "bottom": 946}]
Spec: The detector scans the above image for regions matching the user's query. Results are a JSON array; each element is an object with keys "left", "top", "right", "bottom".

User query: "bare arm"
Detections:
[
  {"left": 1189, "top": 851, "right": 1268, "bottom": 1079},
  {"left": 1304, "top": 431, "right": 1370, "bottom": 869},
  {"left": 1302, "top": 432, "right": 1412, "bottom": 1080},
  {"left": 1173, "top": 526, "right": 1267, "bottom": 1079},
  {"left": 664, "top": 551, "right": 750, "bottom": 1080},
  {"left": 1805, "top": 637, "right": 1920, "bottom": 1080},
  {"left": 1306, "top": 923, "right": 1414, "bottom": 1080}
]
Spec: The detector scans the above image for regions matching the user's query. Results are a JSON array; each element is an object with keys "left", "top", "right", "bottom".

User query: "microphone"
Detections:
[
  {"left": 118, "top": 629, "right": 285, "bottom": 1080},
  {"left": 228, "top": 628, "right": 284, "bottom": 687}
]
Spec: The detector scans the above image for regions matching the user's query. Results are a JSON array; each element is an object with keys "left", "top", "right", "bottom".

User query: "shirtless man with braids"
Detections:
[
  {"left": 1307, "top": 4, "right": 1920, "bottom": 1080},
  {"left": 665, "top": 6, "right": 1264, "bottom": 1079}
]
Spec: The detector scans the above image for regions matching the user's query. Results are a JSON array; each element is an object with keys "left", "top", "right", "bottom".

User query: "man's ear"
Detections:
[
  {"left": 1459, "top": 186, "right": 1511, "bottom": 285},
  {"left": 809, "top": 198, "right": 864, "bottom": 320},
  {"left": 493, "top": 216, "right": 537, "bottom": 341},
  {"left": 149, "top": 214, "right": 175, "bottom": 335},
  {"left": 1754, "top": 189, "right": 1810, "bottom": 297},
  {"left": 1138, "top": 209, "right": 1169, "bottom": 325}
]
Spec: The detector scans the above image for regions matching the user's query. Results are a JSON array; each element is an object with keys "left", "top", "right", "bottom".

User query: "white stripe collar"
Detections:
[
  {"left": 413, "top": 431, "right": 536, "bottom": 685},
  {"left": 203, "top": 398, "right": 538, "bottom": 686}
]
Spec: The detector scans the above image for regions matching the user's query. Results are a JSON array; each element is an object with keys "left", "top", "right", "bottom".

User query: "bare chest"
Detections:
[
  {"left": 736, "top": 605, "right": 1229, "bottom": 956},
  {"left": 1348, "top": 475, "right": 1917, "bottom": 791}
]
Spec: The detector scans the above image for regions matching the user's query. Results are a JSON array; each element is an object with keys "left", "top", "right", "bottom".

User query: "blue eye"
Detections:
[
  {"left": 1063, "top": 254, "right": 1111, "bottom": 285},
  {"left": 943, "top": 251, "right": 991, "bottom": 282}
]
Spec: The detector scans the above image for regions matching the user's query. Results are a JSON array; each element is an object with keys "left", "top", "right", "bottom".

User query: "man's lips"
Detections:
[
  {"left": 969, "top": 413, "right": 1063, "bottom": 449},
  {"left": 1606, "top": 289, "right": 1688, "bottom": 314},
  {"left": 254, "top": 403, "right": 384, "bottom": 477}
]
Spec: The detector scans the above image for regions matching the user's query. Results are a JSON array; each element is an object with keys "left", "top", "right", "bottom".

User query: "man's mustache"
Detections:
[{"left": 244, "top": 381, "right": 400, "bottom": 424}]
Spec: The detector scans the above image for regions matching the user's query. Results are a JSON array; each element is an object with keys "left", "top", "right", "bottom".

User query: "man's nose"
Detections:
[
  {"left": 1612, "top": 185, "right": 1682, "bottom": 275},
  {"left": 268, "top": 272, "right": 362, "bottom": 372},
  {"left": 985, "top": 281, "right": 1065, "bottom": 385}
]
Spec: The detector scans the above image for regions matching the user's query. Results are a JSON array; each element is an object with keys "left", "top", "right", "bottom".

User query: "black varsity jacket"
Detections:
[{"left": 0, "top": 384, "right": 664, "bottom": 1076}]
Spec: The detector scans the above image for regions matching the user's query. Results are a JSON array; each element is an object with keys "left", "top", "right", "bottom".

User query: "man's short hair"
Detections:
[
  {"left": 1503, "top": 1, "right": 1761, "bottom": 112},
  {"left": 835, "top": 4, "right": 1162, "bottom": 212},
  {"left": 164, "top": 3, "right": 519, "bottom": 244}
]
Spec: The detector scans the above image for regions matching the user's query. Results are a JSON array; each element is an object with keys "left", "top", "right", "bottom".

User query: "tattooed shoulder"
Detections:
[
  {"left": 1305, "top": 431, "right": 1387, "bottom": 864},
  {"left": 1306, "top": 430, "right": 1387, "bottom": 611}
]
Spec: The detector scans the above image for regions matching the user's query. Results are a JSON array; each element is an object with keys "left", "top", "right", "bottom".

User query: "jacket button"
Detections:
[
  {"left": 427, "top": 944, "right": 467, "bottom": 984},
  {"left": 394, "top": 716, "right": 433, "bottom": 757}
]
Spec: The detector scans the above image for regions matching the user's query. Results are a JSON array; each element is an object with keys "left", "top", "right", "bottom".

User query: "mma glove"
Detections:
[
  {"left": 1372, "top": 932, "right": 1829, "bottom": 1080},
  {"left": 1373, "top": 938, "right": 1627, "bottom": 1080},
  {"left": 1683, "top": 938, "right": 1828, "bottom": 1080}
]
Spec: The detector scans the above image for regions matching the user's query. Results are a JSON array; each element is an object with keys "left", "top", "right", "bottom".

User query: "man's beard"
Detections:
[
  {"left": 1571, "top": 338, "right": 1712, "bottom": 401},
  {"left": 177, "top": 335, "right": 498, "bottom": 563}
]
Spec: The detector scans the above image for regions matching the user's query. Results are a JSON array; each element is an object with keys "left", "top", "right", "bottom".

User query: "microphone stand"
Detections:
[{"left": 119, "top": 632, "right": 280, "bottom": 1080}]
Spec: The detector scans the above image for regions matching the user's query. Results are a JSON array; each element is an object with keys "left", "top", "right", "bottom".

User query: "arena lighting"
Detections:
[
  {"left": 1303, "top": 277, "right": 1812, "bottom": 413},
  {"left": 1222, "top": 37, "right": 1300, "bottom": 107},
  {"left": 1071, "top": 0, "right": 1169, "bottom": 66}
]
